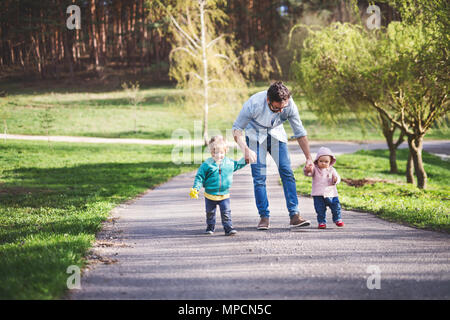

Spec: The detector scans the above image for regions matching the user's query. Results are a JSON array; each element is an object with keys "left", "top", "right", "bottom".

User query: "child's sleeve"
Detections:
[
  {"left": 332, "top": 168, "right": 341, "bottom": 184},
  {"left": 192, "top": 162, "right": 208, "bottom": 190},
  {"left": 233, "top": 157, "right": 247, "bottom": 172}
]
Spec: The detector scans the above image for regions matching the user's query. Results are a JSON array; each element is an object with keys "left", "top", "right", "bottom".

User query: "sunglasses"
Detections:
[{"left": 268, "top": 100, "right": 288, "bottom": 112}]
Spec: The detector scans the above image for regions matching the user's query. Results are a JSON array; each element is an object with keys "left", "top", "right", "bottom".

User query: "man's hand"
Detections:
[
  {"left": 233, "top": 129, "right": 257, "bottom": 164},
  {"left": 189, "top": 188, "right": 199, "bottom": 199},
  {"left": 303, "top": 164, "right": 313, "bottom": 176},
  {"left": 305, "top": 158, "right": 314, "bottom": 172},
  {"left": 244, "top": 147, "right": 257, "bottom": 164},
  {"left": 297, "top": 136, "right": 314, "bottom": 172}
]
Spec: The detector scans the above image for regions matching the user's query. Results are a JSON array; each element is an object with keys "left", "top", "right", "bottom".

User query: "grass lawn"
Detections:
[
  {"left": 295, "top": 149, "right": 450, "bottom": 233},
  {"left": 0, "top": 140, "right": 202, "bottom": 299},
  {"left": 2, "top": 82, "right": 448, "bottom": 141}
]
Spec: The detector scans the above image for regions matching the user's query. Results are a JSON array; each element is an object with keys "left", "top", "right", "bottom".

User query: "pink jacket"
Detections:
[{"left": 303, "top": 147, "right": 341, "bottom": 197}]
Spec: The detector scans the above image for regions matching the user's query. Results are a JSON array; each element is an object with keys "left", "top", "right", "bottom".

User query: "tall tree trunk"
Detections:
[
  {"left": 59, "top": 2, "right": 74, "bottom": 80},
  {"left": 31, "top": 35, "right": 43, "bottom": 78},
  {"left": 118, "top": 2, "right": 124, "bottom": 60},
  {"left": 139, "top": 0, "right": 145, "bottom": 73},
  {"left": 63, "top": 32, "right": 74, "bottom": 80},
  {"left": 90, "top": 0, "right": 100, "bottom": 73},
  {"left": 100, "top": 3, "right": 107, "bottom": 59},
  {"left": 131, "top": 1, "right": 137, "bottom": 71},
  {"left": 200, "top": 0, "right": 209, "bottom": 146},
  {"left": 126, "top": 2, "right": 132, "bottom": 67}
]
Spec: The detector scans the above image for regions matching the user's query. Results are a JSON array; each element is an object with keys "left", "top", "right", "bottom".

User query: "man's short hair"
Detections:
[{"left": 267, "top": 81, "right": 291, "bottom": 103}]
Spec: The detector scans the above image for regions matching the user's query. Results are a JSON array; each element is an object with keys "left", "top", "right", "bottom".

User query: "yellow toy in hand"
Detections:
[{"left": 189, "top": 188, "right": 199, "bottom": 199}]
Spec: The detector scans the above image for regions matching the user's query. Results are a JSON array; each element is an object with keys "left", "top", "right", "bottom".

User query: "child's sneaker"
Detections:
[
  {"left": 204, "top": 230, "right": 214, "bottom": 235},
  {"left": 318, "top": 223, "right": 326, "bottom": 229},
  {"left": 225, "top": 229, "right": 237, "bottom": 236},
  {"left": 335, "top": 220, "right": 344, "bottom": 227}
]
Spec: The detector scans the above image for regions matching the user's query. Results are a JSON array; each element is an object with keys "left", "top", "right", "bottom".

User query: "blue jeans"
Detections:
[
  {"left": 246, "top": 135, "right": 299, "bottom": 218},
  {"left": 313, "top": 196, "right": 342, "bottom": 224},
  {"left": 205, "top": 198, "right": 233, "bottom": 232}
]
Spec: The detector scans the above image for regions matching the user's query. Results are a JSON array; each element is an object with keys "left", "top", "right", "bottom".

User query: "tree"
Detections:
[
  {"left": 372, "top": 21, "right": 449, "bottom": 189},
  {"left": 39, "top": 105, "right": 55, "bottom": 144},
  {"left": 159, "top": 0, "right": 250, "bottom": 145},
  {"left": 0, "top": 1, "right": 174, "bottom": 80},
  {"left": 122, "top": 81, "right": 144, "bottom": 133},
  {"left": 376, "top": 0, "right": 449, "bottom": 188},
  {"left": 292, "top": 22, "right": 406, "bottom": 174},
  {"left": 292, "top": 19, "right": 448, "bottom": 189}
]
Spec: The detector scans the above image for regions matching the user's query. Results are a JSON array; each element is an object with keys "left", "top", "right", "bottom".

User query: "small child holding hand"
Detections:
[
  {"left": 189, "top": 135, "right": 247, "bottom": 236},
  {"left": 304, "top": 147, "right": 344, "bottom": 229}
]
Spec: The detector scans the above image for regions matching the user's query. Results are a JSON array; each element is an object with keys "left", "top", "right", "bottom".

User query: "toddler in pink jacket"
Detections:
[{"left": 304, "top": 147, "right": 344, "bottom": 229}]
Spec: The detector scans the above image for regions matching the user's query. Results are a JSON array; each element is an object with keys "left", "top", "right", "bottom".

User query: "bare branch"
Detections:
[
  {"left": 370, "top": 99, "right": 413, "bottom": 135},
  {"left": 213, "top": 53, "right": 230, "bottom": 61},
  {"left": 207, "top": 79, "right": 223, "bottom": 84},
  {"left": 184, "top": 71, "right": 203, "bottom": 82},
  {"left": 169, "top": 14, "right": 201, "bottom": 50},
  {"left": 170, "top": 46, "right": 200, "bottom": 60},
  {"left": 206, "top": 35, "right": 224, "bottom": 49},
  {"left": 185, "top": 3, "right": 200, "bottom": 42},
  {"left": 423, "top": 93, "right": 448, "bottom": 131}
]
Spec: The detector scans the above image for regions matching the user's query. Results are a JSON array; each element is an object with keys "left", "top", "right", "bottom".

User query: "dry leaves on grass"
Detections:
[{"left": 341, "top": 178, "right": 394, "bottom": 187}]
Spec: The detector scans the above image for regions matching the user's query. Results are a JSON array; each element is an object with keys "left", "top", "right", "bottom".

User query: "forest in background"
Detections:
[{"left": 0, "top": 0, "right": 400, "bottom": 83}]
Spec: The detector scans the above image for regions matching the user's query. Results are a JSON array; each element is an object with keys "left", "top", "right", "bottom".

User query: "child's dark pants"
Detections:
[
  {"left": 205, "top": 198, "right": 233, "bottom": 233},
  {"left": 313, "top": 196, "right": 342, "bottom": 224}
]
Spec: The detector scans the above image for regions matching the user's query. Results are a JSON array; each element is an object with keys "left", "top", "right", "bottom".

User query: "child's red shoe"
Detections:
[
  {"left": 335, "top": 220, "right": 344, "bottom": 227},
  {"left": 318, "top": 223, "right": 326, "bottom": 229}
]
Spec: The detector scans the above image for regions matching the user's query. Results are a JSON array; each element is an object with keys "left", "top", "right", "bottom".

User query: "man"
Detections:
[{"left": 232, "top": 81, "right": 314, "bottom": 230}]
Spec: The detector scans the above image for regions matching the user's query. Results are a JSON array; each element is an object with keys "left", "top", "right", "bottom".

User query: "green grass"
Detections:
[
  {"left": 295, "top": 149, "right": 450, "bottom": 232},
  {"left": 2, "top": 82, "right": 448, "bottom": 141},
  {"left": 0, "top": 140, "right": 202, "bottom": 299}
]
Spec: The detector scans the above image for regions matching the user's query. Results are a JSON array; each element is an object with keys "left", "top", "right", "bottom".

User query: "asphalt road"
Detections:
[{"left": 68, "top": 140, "right": 450, "bottom": 300}]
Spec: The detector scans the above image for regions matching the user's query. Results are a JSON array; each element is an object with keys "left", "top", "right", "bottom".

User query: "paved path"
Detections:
[{"left": 68, "top": 141, "right": 450, "bottom": 300}]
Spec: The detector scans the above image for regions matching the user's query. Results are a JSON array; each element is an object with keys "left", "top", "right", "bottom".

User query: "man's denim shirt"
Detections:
[{"left": 232, "top": 90, "right": 307, "bottom": 145}]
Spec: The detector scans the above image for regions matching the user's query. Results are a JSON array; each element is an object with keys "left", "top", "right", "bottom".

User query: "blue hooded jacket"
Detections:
[{"left": 192, "top": 157, "right": 246, "bottom": 195}]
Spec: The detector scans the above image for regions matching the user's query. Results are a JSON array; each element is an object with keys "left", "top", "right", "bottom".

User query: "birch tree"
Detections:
[{"left": 159, "top": 0, "right": 251, "bottom": 145}]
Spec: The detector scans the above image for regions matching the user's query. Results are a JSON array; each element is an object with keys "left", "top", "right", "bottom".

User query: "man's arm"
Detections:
[
  {"left": 232, "top": 99, "right": 257, "bottom": 164},
  {"left": 233, "top": 129, "right": 257, "bottom": 164},
  {"left": 297, "top": 135, "right": 313, "bottom": 169},
  {"left": 286, "top": 98, "right": 313, "bottom": 168},
  {"left": 287, "top": 98, "right": 308, "bottom": 140}
]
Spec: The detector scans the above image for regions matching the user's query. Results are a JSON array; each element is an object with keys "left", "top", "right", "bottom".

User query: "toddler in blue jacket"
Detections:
[{"left": 189, "top": 135, "right": 247, "bottom": 236}]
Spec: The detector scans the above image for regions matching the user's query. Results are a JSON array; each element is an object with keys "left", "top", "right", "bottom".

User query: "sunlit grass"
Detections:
[
  {"left": 2, "top": 83, "right": 448, "bottom": 141},
  {"left": 0, "top": 140, "right": 200, "bottom": 299}
]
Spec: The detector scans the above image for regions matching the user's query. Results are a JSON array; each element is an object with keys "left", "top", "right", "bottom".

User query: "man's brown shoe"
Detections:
[
  {"left": 290, "top": 214, "right": 311, "bottom": 228},
  {"left": 257, "top": 217, "right": 270, "bottom": 230}
]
